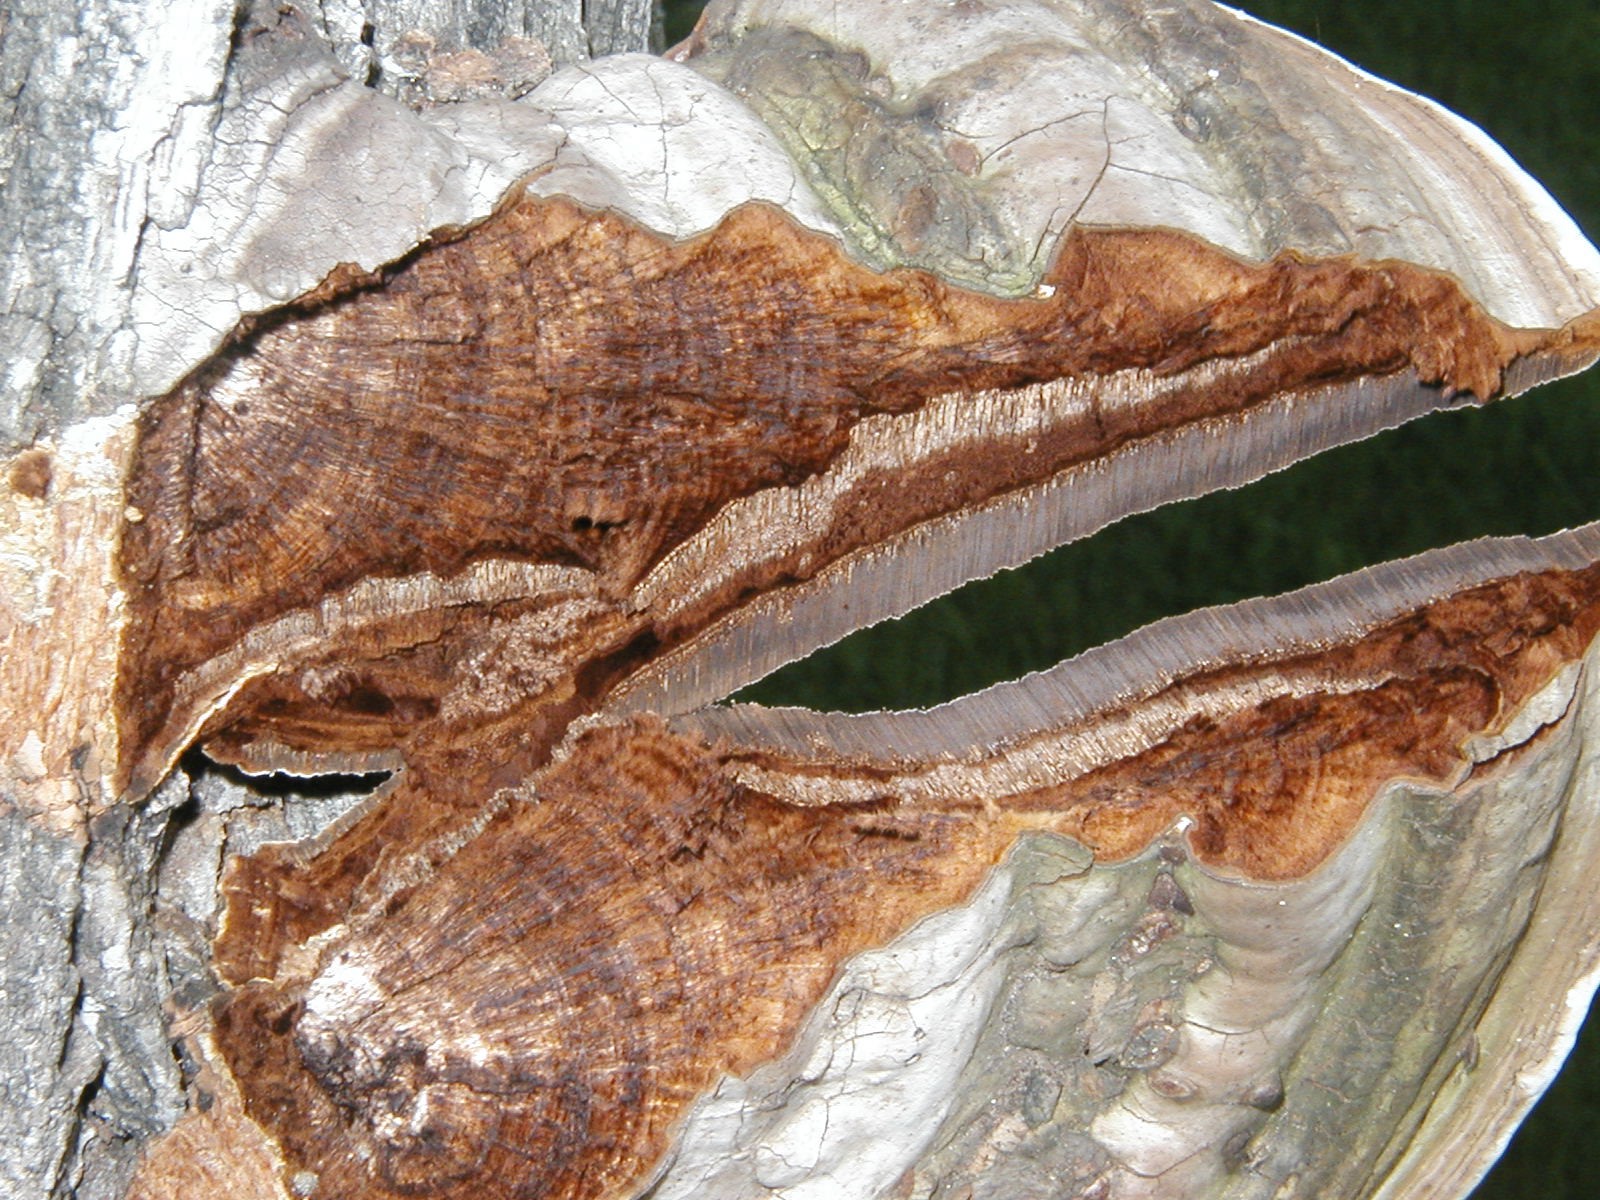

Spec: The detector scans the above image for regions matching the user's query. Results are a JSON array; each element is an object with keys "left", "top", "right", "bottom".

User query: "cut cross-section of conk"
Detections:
[{"left": 115, "top": 3, "right": 1600, "bottom": 1200}]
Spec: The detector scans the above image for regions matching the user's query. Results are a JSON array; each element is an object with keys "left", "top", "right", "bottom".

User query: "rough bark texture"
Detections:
[{"left": 0, "top": 0, "right": 238, "bottom": 450}]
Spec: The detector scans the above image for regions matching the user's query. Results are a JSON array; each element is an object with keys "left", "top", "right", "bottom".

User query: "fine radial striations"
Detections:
[
  {"left": 107, "top": 3, "right": 1600, "bottom": 1200},
  {"left": 207, "top": 528, "right": 1600, "bottom": 1200}
]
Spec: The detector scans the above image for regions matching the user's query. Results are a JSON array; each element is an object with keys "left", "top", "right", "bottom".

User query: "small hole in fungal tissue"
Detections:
[{"left": 8, "top": 448, "right": 51, "bottom": 499}]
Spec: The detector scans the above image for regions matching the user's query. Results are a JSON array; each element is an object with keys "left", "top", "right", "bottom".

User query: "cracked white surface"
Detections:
[
  {"left": 130, "top": 73, "right": 563, "bottom": 397},
  {"left": 128, "top": 52, "right": 840, "bottom": 403},
  {"left": 688, "top": 0, "right": 1600, "bottom": 325},
  {"left": 525, "top": 56, "right": 840, "bottom": 239},
  {"left": 643, "top": 793, "right": 1379, "bottom": 1200}
]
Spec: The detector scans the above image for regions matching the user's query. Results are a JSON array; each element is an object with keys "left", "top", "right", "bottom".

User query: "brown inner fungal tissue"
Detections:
[
  {"left": 118, "top": 195, "right": 1548, "bottom": 787},
  {"left": 121, "top": 180, "right": 1600, "bottom": 1200}
]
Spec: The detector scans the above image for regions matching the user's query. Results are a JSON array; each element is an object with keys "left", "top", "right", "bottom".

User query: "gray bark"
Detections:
[
  {"left": 0, "top": 3, "right": 652, "bottom": 1196},
  {"left": 0, "top": 0, "right": 240, "bottom": 451}
]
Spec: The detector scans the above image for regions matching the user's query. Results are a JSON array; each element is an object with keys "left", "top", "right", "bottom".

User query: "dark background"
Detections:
[{"left": 662, "top": 1, "right": 1600, "bottom": 1192}]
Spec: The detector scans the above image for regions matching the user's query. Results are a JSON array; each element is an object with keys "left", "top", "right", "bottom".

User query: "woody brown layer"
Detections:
[
  {"left": 117, "top": 194, "right": 1574, "bottom": 797},
  {"left": 210, "top": 543, "right": 1600, "bottom": 1200}
]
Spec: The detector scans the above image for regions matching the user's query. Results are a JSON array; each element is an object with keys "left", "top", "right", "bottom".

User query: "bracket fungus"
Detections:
[{"left": 8, "top": 1, "right": 1598, "bottom": 1198}]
